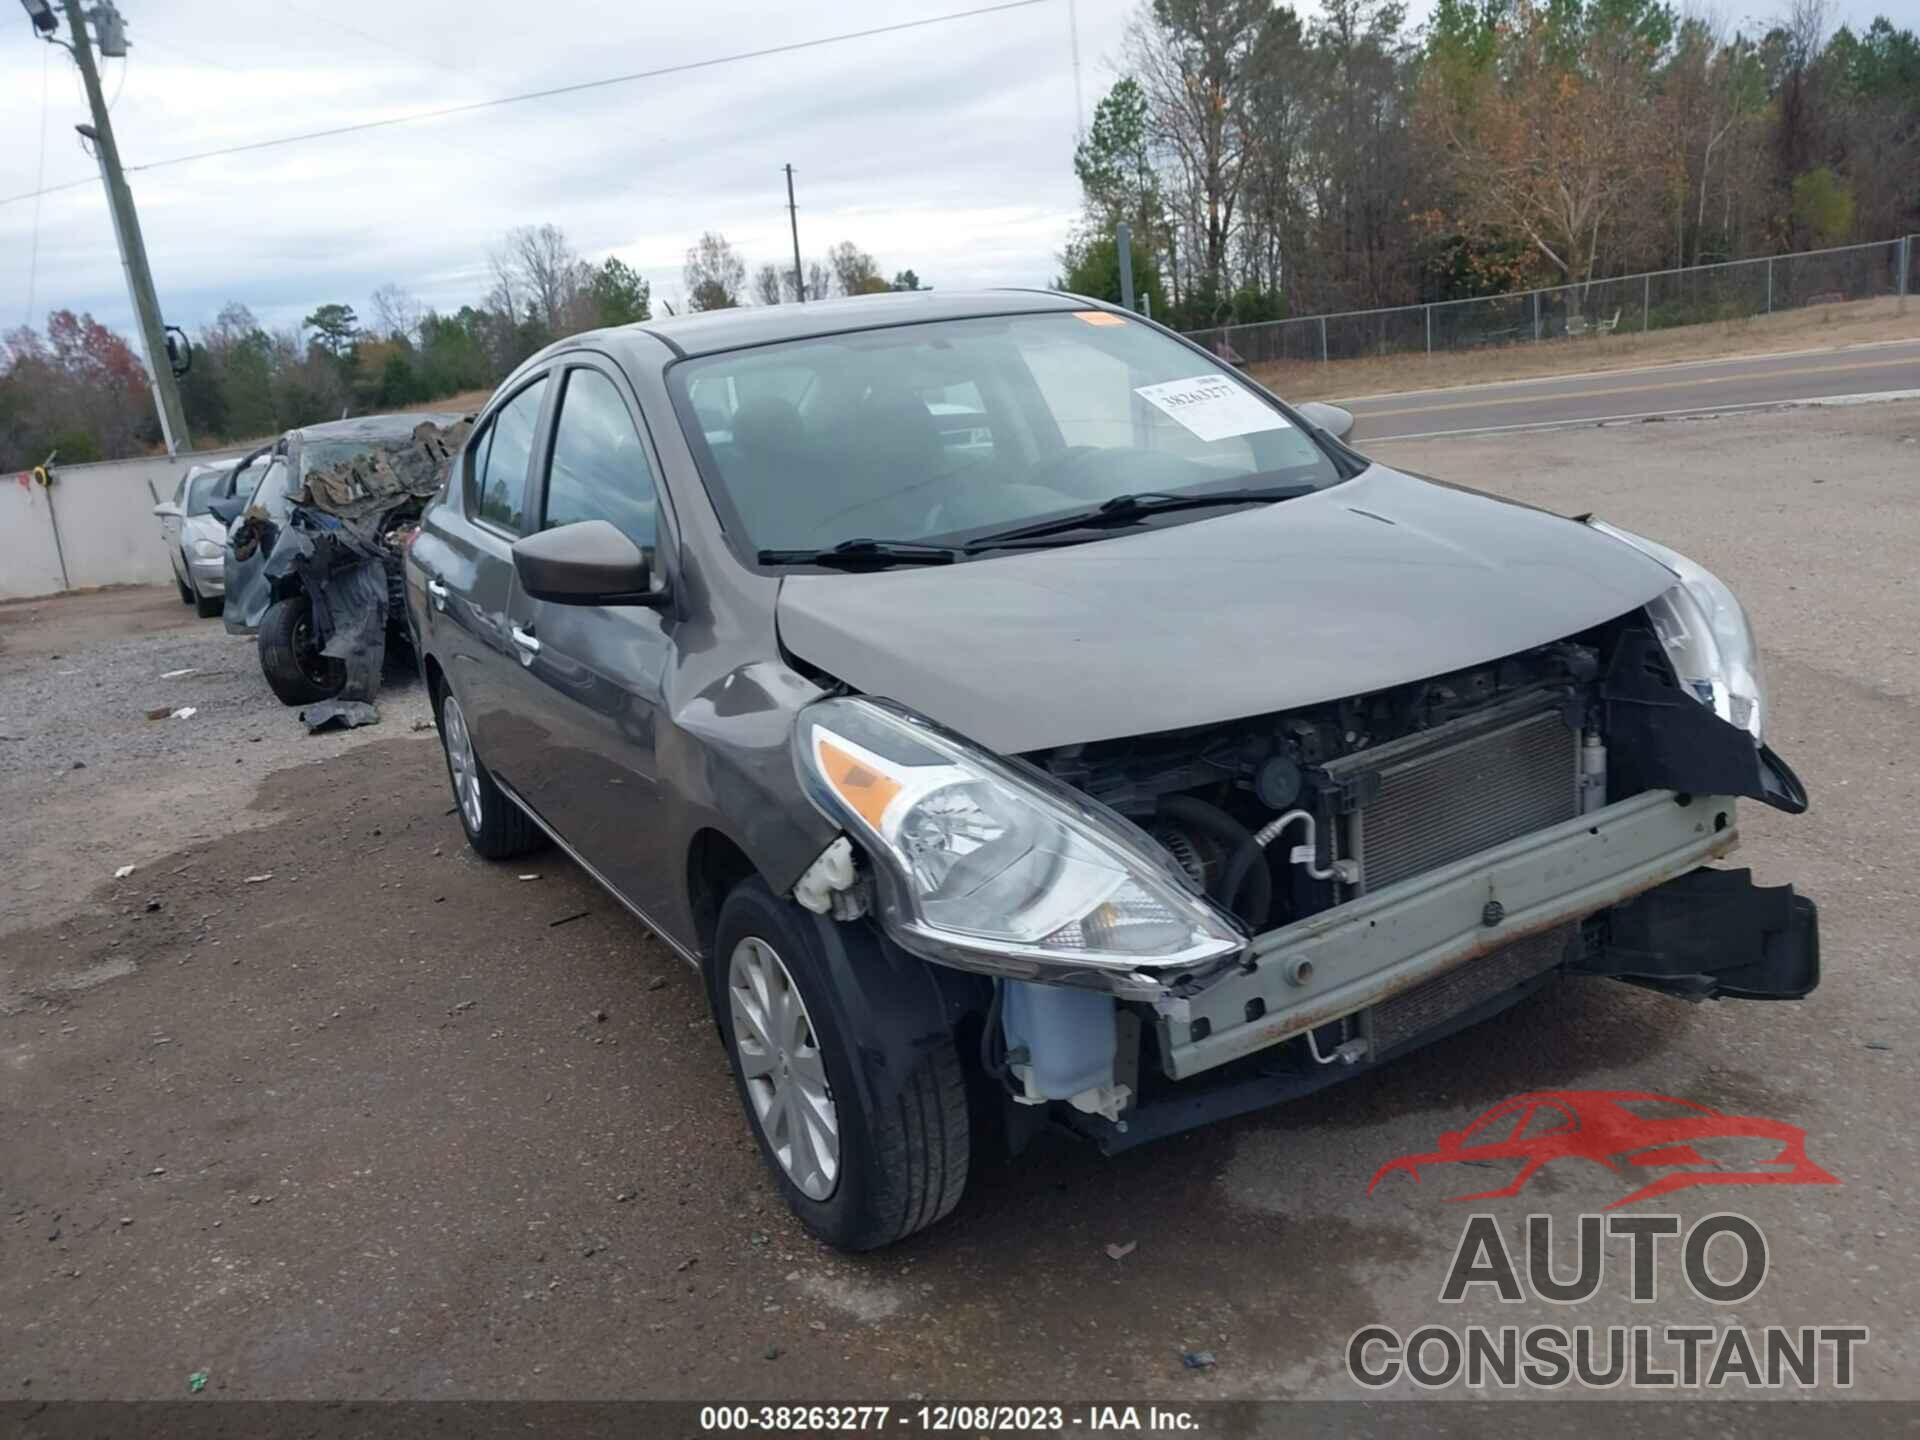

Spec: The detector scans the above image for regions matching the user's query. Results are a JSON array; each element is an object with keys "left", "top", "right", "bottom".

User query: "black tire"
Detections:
[
  {"left": 256, "top": 593, "right": 346, "bottom": 706},
  {"left": 174, "top": 566, "right": 194, "bottom": 604},
  {"left": 194, "top": 588, "right": 223, "bottom": 619},
  {"left": 713, "top": 879, "right": 969, "bottom": 1251},
  {"left": 436, "top": 684, "right": 542, "bottom": 861}
]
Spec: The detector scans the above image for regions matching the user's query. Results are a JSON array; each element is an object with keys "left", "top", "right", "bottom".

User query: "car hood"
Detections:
[
  {"left": 773, "top": 465, "right": 1678, "bottom": 754},
  {"left": 182, "top": 514, "right": 227, "bottom": 547}
]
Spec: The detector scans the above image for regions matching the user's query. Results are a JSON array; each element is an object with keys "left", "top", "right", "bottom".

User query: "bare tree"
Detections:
[
  {"left": 806, "top": 260, "right": 832, "bottom": 304},
  {"left": 1126, "top": 0, "right": 1269, "bottom": 303},
  {"left": 752, "top": 262, "right": 786, "bottom": 306},
  {"left": 827, "top": 241, "right": 885, "bottom": 295},
  {"left": 1424, "top": 1, "right": 1666, "bottom": 288},
  {"left": 489, "top": 224, "right": 591, "bottom": 334},
  {"left": 368, "top": 283, "right": 424, "bottom": 343},
  {"left": 684, "top": 232, "right": 747, "bottom": 311}
]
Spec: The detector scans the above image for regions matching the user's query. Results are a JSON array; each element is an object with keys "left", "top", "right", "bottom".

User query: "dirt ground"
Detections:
[
  {"left": 4, "top": 402, "right": 1918, "bottom": 1404},
  {"left": 1258, "top": 296, "right": 1920, "bottom": 402}
]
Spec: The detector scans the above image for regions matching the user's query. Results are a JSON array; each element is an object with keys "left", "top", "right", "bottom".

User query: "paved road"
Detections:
[{"left": 1345, "top": 336, "right": 1920, "bottom": 440}]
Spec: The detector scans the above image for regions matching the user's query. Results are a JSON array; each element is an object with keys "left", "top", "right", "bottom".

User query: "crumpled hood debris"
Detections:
[
  {"left": 295, "top": 419, "right": 472, "bottom": 535},
  {"left": 774, "top": 464, "right": 1678, "bottom": 754}
]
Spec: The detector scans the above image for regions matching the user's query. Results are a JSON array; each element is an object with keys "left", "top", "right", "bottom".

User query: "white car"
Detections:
[{"left": 152, "top": 454, "right": 260, "bottom": 617}]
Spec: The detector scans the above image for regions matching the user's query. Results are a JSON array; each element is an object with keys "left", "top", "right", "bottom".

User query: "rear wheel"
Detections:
[
  {"left": 714, "top": 879, "right": 969, "bottom": 1250},
  {"left": 256, "top": 593, "right": 346, "bottom": 705},
  {"left": 437, "top": 687, "right": 542, "bottom": 860}
]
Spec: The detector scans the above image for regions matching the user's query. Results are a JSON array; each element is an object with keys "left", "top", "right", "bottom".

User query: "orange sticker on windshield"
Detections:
[{"left": 1074, "top": 310, "right": 1127, "bottom": 326}]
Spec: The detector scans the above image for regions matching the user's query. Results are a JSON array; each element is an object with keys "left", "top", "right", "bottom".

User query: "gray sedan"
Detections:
[{"left": 406, "top": 290, "right": 1818, "bottom": 1251}]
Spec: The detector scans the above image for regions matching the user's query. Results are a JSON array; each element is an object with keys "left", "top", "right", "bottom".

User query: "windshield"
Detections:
[
  {"left": 183, "top": 467, "right": 229, "bottom": 516},
  {"left": 668, "top": 311, "right": 1345, "bottom": 558},
  {"left": 298, "top": 438, "right": 388, "bottom": 478}
]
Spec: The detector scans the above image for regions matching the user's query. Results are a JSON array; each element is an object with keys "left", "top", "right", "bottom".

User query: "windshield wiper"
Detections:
[
  {"left": 758, "top": 537, "right": 961, "bottom": 570},
  {"left": 964, "top": 487, "right": 1316, "bottom": 550}
]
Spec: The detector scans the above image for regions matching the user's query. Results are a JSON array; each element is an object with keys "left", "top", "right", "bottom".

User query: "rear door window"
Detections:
[{"left": 474, "top": 379, "right": 548, "bottom": 534}]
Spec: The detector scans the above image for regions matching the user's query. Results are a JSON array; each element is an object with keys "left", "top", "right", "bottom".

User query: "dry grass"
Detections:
[
  {"left": 403, "top": 389, "right": 493, "bottom": 417},
  {"left": 1250, "top": 296, "right": 1920, "bottom": 402}
]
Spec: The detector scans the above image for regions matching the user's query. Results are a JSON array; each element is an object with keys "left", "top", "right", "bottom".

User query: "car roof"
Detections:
[
  {"left": 290, "top": 412, "right": 465, "bottom": 443},
  {"left": 625, "top": 288, "right": 1097, "bottom": 359}
]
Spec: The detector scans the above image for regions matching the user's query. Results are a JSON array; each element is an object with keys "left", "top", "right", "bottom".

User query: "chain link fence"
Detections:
[{"left": 1181, "top": 236, "right": 1917, "bottom": 371}]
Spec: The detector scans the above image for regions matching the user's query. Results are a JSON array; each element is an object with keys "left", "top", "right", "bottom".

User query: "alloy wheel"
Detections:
[
  {"left": 727, "top": 936, "right": 840, "bottom": 1200},
  {"left": 441, "top": 694, "right": 485, "bottom": 834}
]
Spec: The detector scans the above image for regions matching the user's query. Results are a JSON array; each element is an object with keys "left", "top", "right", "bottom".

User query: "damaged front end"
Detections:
[
  {"left": 792, "top": 597, "right": 1819, "bottom": 1153},
  {"left": 263, "top": 420, "right": 470, "bottom": 729}
]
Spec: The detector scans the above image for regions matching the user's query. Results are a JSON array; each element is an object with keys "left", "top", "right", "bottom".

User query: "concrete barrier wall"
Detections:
[{"left": 2, "top": 446, "right": 253, "bottom": 601}]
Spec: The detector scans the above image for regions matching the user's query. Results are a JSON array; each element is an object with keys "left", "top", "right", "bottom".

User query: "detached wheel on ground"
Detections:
[
  {"left": 256, "top": 593, "right": 346, "bottom": 705},
  {"left": 713, "top": 878, "right": 970, "bottom": 1251},
  {"left": 437, "top": 687, "right": 542, "bottom": 860}
]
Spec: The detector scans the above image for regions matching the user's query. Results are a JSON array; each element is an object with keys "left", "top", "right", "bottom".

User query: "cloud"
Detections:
[{"left": 0, "top": 0, "right": 1135, "bottom": 339}]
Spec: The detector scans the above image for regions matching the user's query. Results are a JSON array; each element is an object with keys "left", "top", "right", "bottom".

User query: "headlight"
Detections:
[
  {"left": 192, "top": 539, "right": 222, "bottom": 558},
  {"left": 794, "top": 697, "right": 1244, "bottom": 979},
  {"left": 1590, "top": 520, "right": 1765, "bottom": 740}
]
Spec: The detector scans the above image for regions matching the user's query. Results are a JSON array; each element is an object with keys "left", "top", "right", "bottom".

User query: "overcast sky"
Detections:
[{"left": 3, "top": 0, "right": 1915, "bottom": 351}]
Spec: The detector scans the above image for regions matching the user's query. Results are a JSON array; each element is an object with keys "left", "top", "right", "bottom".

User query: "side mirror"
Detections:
[
  {"left": 152, "top": 502, "right": 179, "bottom": 518},
  {"left": 512, "top": 519, "right": 664, "bottom": 607},
  {"left": 207, "top": 496, "right": 246, "bottom": 526},
  {"left": 1296, "top": 401, "right": 1355, "bottom": 441}
]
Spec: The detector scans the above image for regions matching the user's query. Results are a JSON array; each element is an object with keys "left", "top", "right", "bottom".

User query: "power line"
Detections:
[
  {"left": 0, "top": 0, "right": 1057, "bottom": 210},
  {"left": 115, "top": 0, "right": 1051, "bottom": 177},
  {"left": 276, "top": 0, "right": 478, "bottom": 77},
  {"left": 0, "top": 174, "right": 94, "bottom": 207}
]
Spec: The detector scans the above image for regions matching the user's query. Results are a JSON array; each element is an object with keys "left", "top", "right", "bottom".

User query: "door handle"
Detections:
[
  {"left": 425, "top": 577, "right": 449, "bottom": 611},
  {"left": 510, "top": 624, "right": 541, "bottom": 664}
]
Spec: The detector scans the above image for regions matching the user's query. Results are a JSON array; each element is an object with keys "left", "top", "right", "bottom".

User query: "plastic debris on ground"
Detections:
[
  {"left": 186, "top": 1371, "right": 208, "bottom": 1393},
  {"left": 300, "top": 700, "right": 381, "bottom": 733},
  {"left": 114, "top": 864, "right": 136, "bottom": 879}
]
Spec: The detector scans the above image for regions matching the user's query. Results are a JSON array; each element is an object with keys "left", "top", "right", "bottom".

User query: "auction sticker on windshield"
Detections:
[{"left": 1134, "top": 374, "right": 1294, "bottom": 443}]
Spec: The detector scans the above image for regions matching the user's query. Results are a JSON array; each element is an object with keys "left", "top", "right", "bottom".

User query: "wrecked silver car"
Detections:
[
  {"left": 405, "top": 291, "right": 1817, "bottom": 1251},
  {"left": 212, "top": 414, "right": 467, "bottom": 726}
]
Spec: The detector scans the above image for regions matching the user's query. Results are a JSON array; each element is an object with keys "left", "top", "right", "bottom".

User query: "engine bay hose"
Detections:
[{"left": 1154, "top": 794, "right": 1271, "bottom": 929}]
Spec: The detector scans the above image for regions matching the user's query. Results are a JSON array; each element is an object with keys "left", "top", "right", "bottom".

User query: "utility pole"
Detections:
[
  {"left": 784, "top": 164, "right": 806, "bottom": 303},
  {"left": 58, "top": 0, "right": 190, "bottom": 454}
]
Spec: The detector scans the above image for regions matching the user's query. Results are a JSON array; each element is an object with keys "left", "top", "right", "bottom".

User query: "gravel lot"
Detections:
[
  {"left": 0, "top": 592, "right": 428, "bottom": 937},
  {"left": 3, "top": 401, "right": 1917, "bottom": 1406}
]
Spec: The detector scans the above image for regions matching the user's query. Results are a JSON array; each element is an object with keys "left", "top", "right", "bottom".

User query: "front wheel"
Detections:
[
  {"left": 257, "top": 593, "right": 346, "bottom": 705},
  {"left": 714, "top": 879, "right": 969, "bottom": 1251}
]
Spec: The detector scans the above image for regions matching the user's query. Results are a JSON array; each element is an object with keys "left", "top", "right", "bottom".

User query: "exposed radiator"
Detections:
[{"left": 1326, "top": 691, "right": 1582, "bottom": 894}]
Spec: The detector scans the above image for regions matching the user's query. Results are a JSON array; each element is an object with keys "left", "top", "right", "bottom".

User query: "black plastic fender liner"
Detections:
[
  {"left": 797, "top": 908, "right": 989, "bottom": 1119},
  {"left": 1603, "top": 626, "right": 1809, "bottom": 814},
  {"left": 1575, "top": 866, "right": 1820, "bottom": 1001}
]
